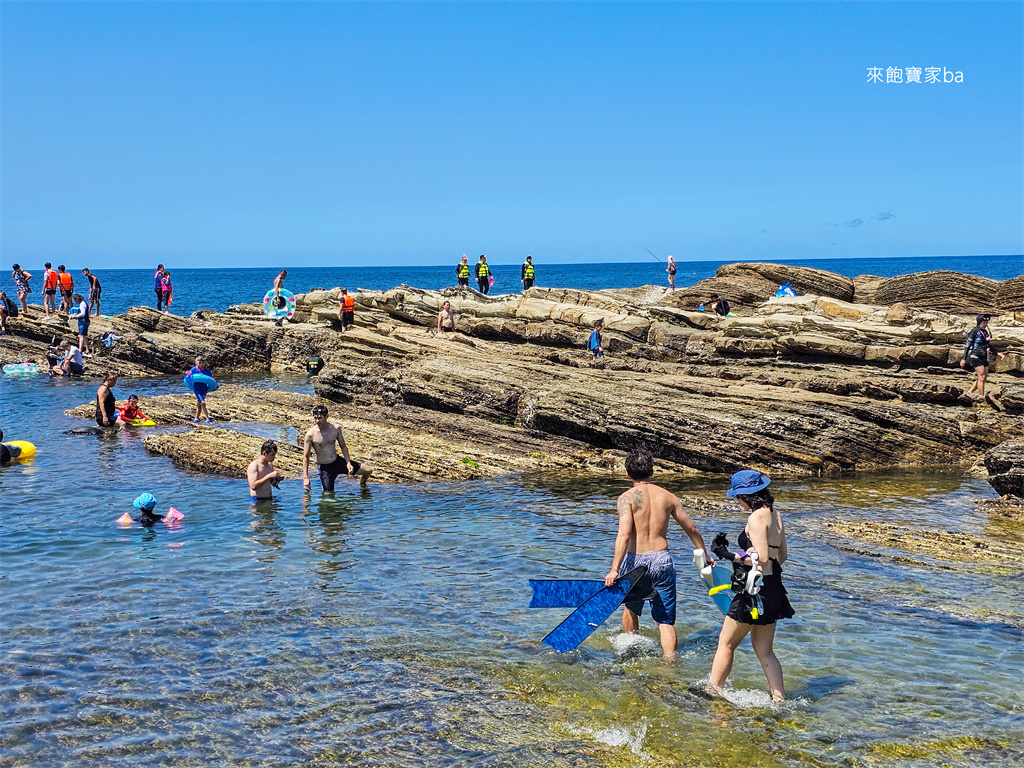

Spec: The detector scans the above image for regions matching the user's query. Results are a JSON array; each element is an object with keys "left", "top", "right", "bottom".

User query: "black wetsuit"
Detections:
[
  {"left": 96, "top": 388, "right": 116, "bottom": 426},
  {"left": 964, "top": 326, "right": 992, "bottom": 368},
  {"left": 725, "top": 529, "right": 795, "bottom": 625}
]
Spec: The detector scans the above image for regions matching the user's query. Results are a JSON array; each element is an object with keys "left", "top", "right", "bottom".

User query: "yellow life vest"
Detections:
[
  {"left": 523, "top": 262, "right": 535, "bottom": 279},
  {"left": 477, "top": 262, "right": 490, "bottom": 278},
  {"left": 457, "top": 262, "right": 470, "bottom": 278}
]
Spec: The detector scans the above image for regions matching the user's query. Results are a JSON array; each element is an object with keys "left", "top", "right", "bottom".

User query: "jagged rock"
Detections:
[
  {"left": 874, "top": 271, "right": 1000, "bottom": 314},
  {"left": 984, "top": 439, "right": 1024, "bottom": 497},
  {"left": 994, "top": 275, "right": 1024, "bottom": 313}
]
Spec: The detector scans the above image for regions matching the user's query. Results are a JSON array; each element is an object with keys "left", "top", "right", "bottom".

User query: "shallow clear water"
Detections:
[{"left": 2, "top": 374, "right": 1023, "bottom": 767}]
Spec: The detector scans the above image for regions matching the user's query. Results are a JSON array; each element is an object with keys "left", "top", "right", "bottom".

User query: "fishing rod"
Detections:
[{"left": 641, "top": 246, "right": 664, "bottom": 264}]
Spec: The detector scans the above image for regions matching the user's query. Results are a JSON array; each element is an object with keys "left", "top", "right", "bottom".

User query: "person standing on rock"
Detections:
[
  {"left": 11, "top": 264, "right": 32, "bottom": 314},
  {"left": 302, "top": 404, "right": 372, "bottom": 492},
  {"left": 70, "top": 293, "right": 91, "bottom": 354},
  {"left": 81, "top": 268, "right": 102, "bottom": 316},
  {"left": 456, "top": 254, "right": 470, "bottom": 287},
  {"left": 338, "top": 288, "right": 355, "bottom": 332},
  {"left": 42, "top": 262, "right": 58, "bottom": 317},
  {"left": 521, "top": 255, "right": 536, "bottom": 290},
  {"left": 161, "top": 271, "right": 174, "bottom": 313},
  {"left": 605, "top": 447, "right": 714, "bottom": 658},
  {"left": 56, "top": 265, "right": 74, "bottom": 313},
  {"left": 475, "top": 255, "right": 491, "bottom": 295},
  {"left": 709, "top": 470, "right": 794, "bottom": 702},
  {"left": 437, "top": 300, "right": 456, "bottom": 335},
  {"left": 248, "top": 439, "right": 284, "bottom": 502},
  {"left": 961, "top": 314, "right": 1005, "bottom": 401},
  {"left": 154, "top": 264, "right": 165, "bottom": 311},
  {"left": 588, "top": 320, "right": 604, "bottom": 358},
  {"left": 666, "top": 255, "right": 676, "bottom": 290}
]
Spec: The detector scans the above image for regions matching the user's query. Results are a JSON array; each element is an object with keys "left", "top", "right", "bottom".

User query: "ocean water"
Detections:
[
  {"left": 5, "top": 254, "right": 1022, "bottom": 318},
  {"left": 2, "top": 374, "right": 1023, "bottom": 767}
]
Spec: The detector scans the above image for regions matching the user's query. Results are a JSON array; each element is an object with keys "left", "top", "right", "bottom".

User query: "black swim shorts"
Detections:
[{"left": 318, "top": 456, "right": 361, "bottom": 491}]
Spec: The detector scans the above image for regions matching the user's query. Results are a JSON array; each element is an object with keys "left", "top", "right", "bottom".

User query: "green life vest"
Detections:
[
  {"left": 523, "top": 262, "right": 535, "bottom": 279},
  {"left": 457, "top": 262, "right": 470, "bottom": 278},
  {"left": 478, "top": 262, "right": 490, "bottom": 277}
]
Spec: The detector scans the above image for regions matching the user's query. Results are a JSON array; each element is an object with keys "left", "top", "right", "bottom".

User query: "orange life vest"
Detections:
[
  {"left": 58, "top": 272, "right": 73, "bottom": 290},
  {"left": 44, "top": 270, "right": 58, "bottom": 290},
  {"left": 343, "top": 295, "right": 355, "bottom": 311}
]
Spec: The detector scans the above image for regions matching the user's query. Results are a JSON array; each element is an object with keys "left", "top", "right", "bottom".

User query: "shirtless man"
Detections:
[
  {"left": 605, "top": 447, "right": 713, "bottom": 657},
  {"left": 302, "top": 404, "right": 372, "bottom": 491},
  {"left": 247, "top": 439, "right": 284, "bottom": 501}
]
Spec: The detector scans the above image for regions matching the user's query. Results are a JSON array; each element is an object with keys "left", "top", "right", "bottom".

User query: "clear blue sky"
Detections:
[{"left": 3, "top": 1, "right": 1022, "bottom": 268}]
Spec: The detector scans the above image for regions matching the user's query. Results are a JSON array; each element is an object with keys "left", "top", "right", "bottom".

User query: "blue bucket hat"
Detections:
[
  {"left": 134, "top": 493, "right": 157, "bottom": 511},
  {"left": 726, "top": 470, "right": 771, "bottom": 499}
]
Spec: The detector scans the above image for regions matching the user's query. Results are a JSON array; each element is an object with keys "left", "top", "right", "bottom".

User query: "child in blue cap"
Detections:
[{"left": 130, "top": 493, "right": 165, "bottom": 526}]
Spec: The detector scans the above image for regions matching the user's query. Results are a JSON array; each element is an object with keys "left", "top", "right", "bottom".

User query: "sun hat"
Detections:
[
  {"left": 133, "top": 493, "right": 157, "bottom": 511},
  {"left": 726, "top": 470, "right": 771, "bottom": 499}
]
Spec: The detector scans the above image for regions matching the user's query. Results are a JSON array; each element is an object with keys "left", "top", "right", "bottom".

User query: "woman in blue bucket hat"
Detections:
[{"left": 710, "top": 469, "right": 794, "bottom": 702}]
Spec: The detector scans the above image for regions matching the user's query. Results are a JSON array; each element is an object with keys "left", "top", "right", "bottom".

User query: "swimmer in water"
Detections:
[
  {"left": 129, "top": 493, "right": 166, "bottom": 526},
  {"left": 247, "top": 439, "right": 283, "bottom": 501}
]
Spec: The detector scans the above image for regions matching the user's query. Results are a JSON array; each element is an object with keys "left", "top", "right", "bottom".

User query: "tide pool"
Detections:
[{"left": 1, "top": 373, "right": 1022, "bottom": 767}]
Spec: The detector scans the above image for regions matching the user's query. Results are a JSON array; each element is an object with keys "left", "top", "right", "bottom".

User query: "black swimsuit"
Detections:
[
  {"left": 96, "top": 388, "right": 116, "bottom": 426},
  {"left": 726, "top": 529, "right": 795, "bottom": 625}
]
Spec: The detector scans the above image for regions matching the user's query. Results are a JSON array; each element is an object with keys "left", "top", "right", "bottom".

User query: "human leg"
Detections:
[
  {"left": 353, "top": 461, "right": 372, "bottom": 487},
  {"left": 749, "top": 623, "right": 785, "bottom": 701},
  {"left": 710, "top": 617, "right": 751, "bottom": 691},
  {"left": 18, "top": 291, "right": 28, "bottom": 312},
  {"left": 657, "top": 623, "right": 678, "bottom": 657},
  {"left": 976, "top": 365, "right": 988, "bottom": 398},
  {"left": 156, "top": 289, "right": 163, "bottom": 311},
  {"left": 621, "top": 607, "right": 640, "bottom": 633}
]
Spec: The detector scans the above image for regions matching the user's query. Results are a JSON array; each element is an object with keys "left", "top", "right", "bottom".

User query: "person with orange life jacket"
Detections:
[
  {"left": 338, "top": 288, "right": 356, "bottom": 332},
  {"left": 42, "top": 262, "right": 58, "bottom": 317},
  {"left": 56, "top": 265, "right": 74, "bottom": 312}
]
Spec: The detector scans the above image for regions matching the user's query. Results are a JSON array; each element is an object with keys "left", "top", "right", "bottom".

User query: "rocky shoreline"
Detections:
[{"left": 4, "top": 261, "right": 1024, "bottom": 503}]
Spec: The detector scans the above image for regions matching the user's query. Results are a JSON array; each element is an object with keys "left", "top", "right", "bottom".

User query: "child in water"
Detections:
[
  {"left": 127, "top": 493, "right": 166, "bottom": 526},
  {"left": 115, "top": 395, "right": 148, "bottom": 429}
]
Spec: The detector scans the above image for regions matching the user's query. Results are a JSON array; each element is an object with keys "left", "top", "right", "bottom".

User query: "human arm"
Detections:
[
  {"left": 302, "top": 430, "right": 313, "bottom": 490},
  {"left": 672, "top": 502, "right": 714, "bottom": 565},
  {"left": 335, "top": 427, "right": 354, "bottom": 472},
  {"left": 604, "top": 493, "right": 635, "bottom": 586},
  {"left": 437, "top": 311, "right": 443, "bottom": 333},
  {"left": 743, "top": 507, "right": 772, "bottom": 570},
  {"left": 248, "top": 462, "right": 280, "bottom": 491}
]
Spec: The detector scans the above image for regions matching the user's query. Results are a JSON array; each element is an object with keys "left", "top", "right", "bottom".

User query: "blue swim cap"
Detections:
[{"left": 134, "top": 493, "right": 157, "bottom": 511}]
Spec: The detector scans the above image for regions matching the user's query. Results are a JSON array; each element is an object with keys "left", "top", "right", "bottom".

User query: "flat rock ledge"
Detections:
[{"left": 67, "top": 385, "right": 624, "bottom": 484}]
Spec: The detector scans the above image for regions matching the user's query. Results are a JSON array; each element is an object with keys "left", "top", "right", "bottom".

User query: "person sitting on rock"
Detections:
[
  {"left": 961, "top": 314, "right": 1005, "bottom": 401},
  {"left": 247, "top": 439, "right": 284, "bottom": 502},
  {"left": 115, "top": 394, "right": 147, "bottom": 429},
  {"left": 709, "top": 294, "right": 731, "bottom": 316},
  {"left": 302, "top": 404, "right": 372, "bottom": 492}
]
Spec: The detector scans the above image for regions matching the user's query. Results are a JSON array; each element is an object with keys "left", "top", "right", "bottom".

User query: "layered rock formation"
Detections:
[{"left": 20, "top": 263, "right": 1024, "bottom": 486}]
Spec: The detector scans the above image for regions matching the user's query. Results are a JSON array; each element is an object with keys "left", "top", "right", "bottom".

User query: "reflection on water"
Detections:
[{"left": 2, "top": 375, "right": 1023, "bottom": 767}]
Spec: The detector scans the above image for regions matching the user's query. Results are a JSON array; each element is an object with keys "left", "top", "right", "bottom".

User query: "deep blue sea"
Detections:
[{"left": 5, "top": 254, "right": 1022, "bottom": 317}]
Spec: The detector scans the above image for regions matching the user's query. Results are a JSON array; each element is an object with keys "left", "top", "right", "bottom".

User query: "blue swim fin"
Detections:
[
  {"left": 541, "top": 566, "right": 648, "bottom": 653},
  {"left": 529, "top": 580, "right": 605, "bottom": 608}
]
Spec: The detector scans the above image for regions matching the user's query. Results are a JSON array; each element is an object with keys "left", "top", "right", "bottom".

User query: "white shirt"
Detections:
[
  {"left": 72, "top": 300, "right": 89, "bottom": 320},
  {"left": 63, "top": 346, "right": 84, "bottom": 366}
]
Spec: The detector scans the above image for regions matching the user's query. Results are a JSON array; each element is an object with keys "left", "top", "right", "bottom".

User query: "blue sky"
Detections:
[{"left": 3, "top": 1, "right": 1022, "bottom": 268}]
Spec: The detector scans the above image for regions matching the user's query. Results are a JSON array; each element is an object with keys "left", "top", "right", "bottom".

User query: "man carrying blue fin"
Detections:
[{"left": 607, "top": 448, "right": 715, "bottom": 657}]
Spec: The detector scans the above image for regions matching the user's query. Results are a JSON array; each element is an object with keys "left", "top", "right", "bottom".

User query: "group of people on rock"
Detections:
[
  {"left": 153, "top": 264, "right": 174, "bottom": 312},
  {"left": 454, "top": 254, "right": 536, "bottom": 294},
  {"left": 6, "top": 262, "right": 103, "bottom": 319}
]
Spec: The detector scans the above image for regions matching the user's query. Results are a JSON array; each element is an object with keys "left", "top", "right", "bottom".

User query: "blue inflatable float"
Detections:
[{"left": 184, "top": 372, "right": 218, "bottom": 401}]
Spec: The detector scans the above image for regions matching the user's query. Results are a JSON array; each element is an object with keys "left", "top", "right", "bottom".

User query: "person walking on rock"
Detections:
[
  {"left": 11, "top": 264, "right": 32, "bottom": 314},
  {"left": 338, "top": 288, "right": 355, "bottom": 332},
  {"left": 666, "top": 255, "right": 676, "bottom": 290},
  {"left": 154, "top": 264, "right": 165, "bottom": 311},
  {"left": 302, "top": 404, "right": 372, "bottom": 492},
  {"left": 475, "top": 255, "right": 491, "bottom": 295},
  {"left": 605, "top": 448, "right": 713, "bottom": 658},
  {"left": 188, "top": 356, "right": 212, "bottom": 423},
  {"left": 82, "top": 268, "right": 102, "bottom": 316},
  {"left": 521, "top": 255, "right": 536, "bottom": 290},
  {"left": 961, "top": 314, "right": 1005, "bottom": 401},
  {"left": 456, "top": 254, "right": 470, "bottom": 287}
]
